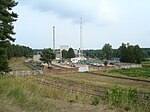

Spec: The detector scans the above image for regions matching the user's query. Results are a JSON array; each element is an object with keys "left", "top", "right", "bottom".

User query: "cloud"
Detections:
[
  {"left": 14, "top": 0, "right": 150, "bottom": 49},
  {"left": 18, "top": 0, "right": 118, "bottom": 24}
]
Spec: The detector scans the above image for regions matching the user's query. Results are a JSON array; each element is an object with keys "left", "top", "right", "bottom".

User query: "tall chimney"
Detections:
[
  {"left": 79, "top": 18, "right": 83, "bottom": 58},
  {"left": 53, "top": 26, "right": 55, "bottom": 51}
]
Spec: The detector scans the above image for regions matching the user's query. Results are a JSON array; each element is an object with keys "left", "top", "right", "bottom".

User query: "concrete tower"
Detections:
[
  {"left": 53, "top": 26, "right": 55, "bottom": 51},
  {"left": 79, "top": 18, "right": 83, "bottom": 58}
]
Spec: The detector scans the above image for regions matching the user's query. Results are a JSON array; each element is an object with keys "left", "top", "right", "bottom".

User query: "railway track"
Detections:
[{"left": 87, "top": 71, "right": 150, "bottom": 83}]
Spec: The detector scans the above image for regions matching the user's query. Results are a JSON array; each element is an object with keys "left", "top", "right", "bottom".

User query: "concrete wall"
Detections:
[
  {"left": 89, "top": 64, "right": 142, "bottom": 71},
  {"left": 78, "top": 65, "right": 89, "bottom": 72},
  {"left": 8, "top": 70, "right": 43, "bottom": 76},
  {"left": 33, "top": 54, "right": 41, "bottom": 62}
]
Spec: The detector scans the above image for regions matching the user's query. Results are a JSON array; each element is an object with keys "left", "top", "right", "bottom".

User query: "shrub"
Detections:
[
  {"left": 92, "top": 97, "right": 100, "bottom": 106},
  {"left": 106, "top": 85, "right": 123, "bottom": 106}
]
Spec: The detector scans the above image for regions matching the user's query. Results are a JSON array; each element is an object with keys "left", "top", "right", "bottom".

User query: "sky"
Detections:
[{"left": 13, "top": 0, "right": 150, "bottom": 49}]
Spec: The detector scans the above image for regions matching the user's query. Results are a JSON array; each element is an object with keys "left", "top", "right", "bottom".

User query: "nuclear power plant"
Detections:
[{"left": 52, "top": 18, "right": 85, "bottom": 62}]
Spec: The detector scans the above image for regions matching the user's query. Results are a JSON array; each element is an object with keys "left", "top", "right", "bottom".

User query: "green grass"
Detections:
[
  {"left": 0, "top": 72, "right": 150, "bottom": 112},
  {"left": 142, "top": 61, "right": 150, "bottom": 64},
  {"left": 107, "top": 67, "right": 150, "bottom": 78},
  {"left": 0, "top": 75, "right": 96, "bottom": 112},
  {"left": 106, "top": 85, "right": 150, "bottom": 112},
  {"left": 9, "top": 57, "right": 31, "bottom": 71},
  {"left": 45, "top": 72, "right": 150, "bottom": 93},
  {"left": 1, "top": 57, "right": 150, "bottom": 112},
  {"left": 142, "top": 60, "right": 150, "bottom": 67}
]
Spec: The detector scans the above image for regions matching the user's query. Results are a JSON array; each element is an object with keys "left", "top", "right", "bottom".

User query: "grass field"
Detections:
[
  {"left": 0, "top": 57, "right": 150, "bottom": 112},
  {"left": 142, "top": 59, "right": 150, "bottom": 67},
  {"left": 107, "top": 67, "right": 150, "bottom": 78},
  {"left": 1, "top": 73, "right": 150, "bottom": 112},
  {"left": 45, "top": 72, "right": 150, "bottom": 92},
  {"left": 9, "top": 57, "right": 31, "bottom": 71},
  {"left": 0, "top": 75, "right": 122, "bottom": 112}
]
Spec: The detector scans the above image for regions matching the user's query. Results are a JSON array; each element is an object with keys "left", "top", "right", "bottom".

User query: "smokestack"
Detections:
[
  {"left": 53, "top": 26, "right": 55, "bottom": 51},
  {"left": 79, "top": 18, "right": 83, "bottom": 58}
]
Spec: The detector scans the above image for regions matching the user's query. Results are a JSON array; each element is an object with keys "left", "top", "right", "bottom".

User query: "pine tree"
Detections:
[
  {"left": 0, "top": 0, "right": 18, "bottom": 73},
  {"left": 0, "top": 47, "right": 10, "bottom": 72}
]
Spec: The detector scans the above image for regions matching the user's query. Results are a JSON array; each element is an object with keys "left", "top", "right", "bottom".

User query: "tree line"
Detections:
[
  {"left": 0, "top": 0, "right": 33, "bottom": 73},
  {"left": 84, "top": 43, "right": 144, "bottom": 64},
  {"left": 119, "top": 43, "right": 143, "bottom": 64},
  {"left": 7, "top": 43, "right": 33, "bottom": 59}
]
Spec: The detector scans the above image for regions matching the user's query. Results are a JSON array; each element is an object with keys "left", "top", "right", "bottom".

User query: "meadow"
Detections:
[
  {"left": 107, "top": 67, "right": 150, "bottom": 78},
  {"left": 0, "top": 58, "right": 150, "bottom": 112}
]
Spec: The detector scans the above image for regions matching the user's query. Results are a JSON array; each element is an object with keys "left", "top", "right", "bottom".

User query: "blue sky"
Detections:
[{"left": 13, "top": 0, "right": 150, "bottom": 49}]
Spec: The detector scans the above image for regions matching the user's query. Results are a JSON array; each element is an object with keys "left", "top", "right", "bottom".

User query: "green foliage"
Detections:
[
  {"left": 0, "top": 0, "right": 18, "bottom": 42},
  {"left": 106, "top": 85, "right": 149, "bottom": 112},
  {"left": 103, "top": 60, "right": 108, "bottom": 66},
  {"left": 127, "top": 87, "right": 138, "bottom": 106},
  {"left": 62, "top": 49, "right": 68, "bottom": 59},
  {"left": 7, "top": 85, "right": 26, "bottom": 104},
  {"left": 84, "top": 49, "right": 100, "bottom": 58},
  {"left": 67, "top": 47, "right": 75, "bottom": 59},
  {"left": 0, "top": 0, "right": 18, "bottom": 73},
  {"left": 144, "top": 93, "right": 150, "bottom": 100},
  {"left": 40, "top": 48, "right": 56, "bottom": 67},
  {"left": 91, "top": 97, "right": 100, "bottom": 106},
  {"left": 83, "top": 47, "right": 149, "bottom": 59},
  {"left": 119, "top": 43, "right": 143, "bottom": 64},
  {"left": 106, "top": 85, "right": 138, "bottom": 107},
  {"left": 107, "top": 85, "right": 123, "bottom": 106},
  {"left": 108, "top": 67, "right": 150, "bottom": 78},
  {"left": 142, "top": 48, "right": 150, "bottom": 58},
  {"left": 102, "top": 43, "right": 113, "bottom": 60},
  {"left": 62, "top": 47, "right": 75, "bottom": 59},
  {"left": 7, "top": 43, "right": 33, "bottom": 59},
  {"left": 0, "top": 47, "right": 10, "bottom": 73},
  {"left": 0, "top": 76, "right": 92, "bottom": 111}
]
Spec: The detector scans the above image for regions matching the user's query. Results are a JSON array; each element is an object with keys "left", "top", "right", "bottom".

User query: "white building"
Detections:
[
  {"left": 33, "top": 54, "right": 41, "bottom": 62},
  {"left": 73, "top": 49, "right": 78, "bottom": 56},
  {"left": 71, "top": 57, "right": 87, "bottom": 63},
  {"left": 60, "top": 45, "right": 69, "bottom": 52}
]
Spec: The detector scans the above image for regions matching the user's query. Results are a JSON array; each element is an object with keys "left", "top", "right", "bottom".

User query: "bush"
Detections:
[
  {"left": 106, "top": 85, "right": 150, "bottom": 112},
  {"left": 126, "top": 87, "right": 138, "bottom": 108},
  {"left": 106, "top": 85, "right": 123, "bottom": 106},
  {"left": 91, "top": 97, "right": 100, "bottom": 106}
]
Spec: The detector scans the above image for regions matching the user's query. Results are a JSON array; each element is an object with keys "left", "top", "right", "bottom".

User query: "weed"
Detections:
[
  {"left": 144, "top": 93, "right": 150, "bottom": 100},
  {"left": 127, "top": 87, "right": 138, "bottom": 104},
  {"left": 107, "top": 85, "right": 123, "bottom": 106},
  {"left": 91, "top": 97, "right": 100, "bottom": 106},
  {"left": 106, "top": 85, "right": 150, "bottom": 112}
]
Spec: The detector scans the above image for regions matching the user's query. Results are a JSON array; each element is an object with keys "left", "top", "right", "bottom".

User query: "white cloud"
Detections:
[
  {"left": 13, "top": 0, "right": 150, "bottom": 49},
  {"left": 97, "top": 1, "right": 118, "bottom": 23}
]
